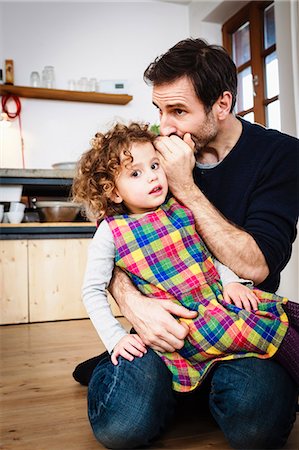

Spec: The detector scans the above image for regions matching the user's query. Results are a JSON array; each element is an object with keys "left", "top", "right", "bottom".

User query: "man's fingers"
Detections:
[
  {"left": 149, "top": 337, "right": 183, "bottom": 353},
  {"left": 183, "top": 133, "right": 196, "bottom": 152},
  {"left": 133, "top": 335, "right": 147, "bottom": 351},
  {"left": 162, "top": 300, "right": 197, "bottom": 319}
]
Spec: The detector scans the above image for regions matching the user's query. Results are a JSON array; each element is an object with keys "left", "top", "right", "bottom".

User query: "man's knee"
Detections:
[
  {"left": 88, "top": 349, "right": 175, "bottom": 448},
  {"left": 209, "top": 359, "right": 297, "bottom": 449}
]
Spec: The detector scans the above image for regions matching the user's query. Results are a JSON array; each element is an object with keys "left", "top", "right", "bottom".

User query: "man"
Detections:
[{"left": 75, "top": 39, "right": 298, "bottom": 449}]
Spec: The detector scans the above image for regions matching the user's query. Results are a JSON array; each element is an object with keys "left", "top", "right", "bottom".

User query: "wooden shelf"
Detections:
[{"left": 0, "top": 85, "right": 133, "bottom": 105}]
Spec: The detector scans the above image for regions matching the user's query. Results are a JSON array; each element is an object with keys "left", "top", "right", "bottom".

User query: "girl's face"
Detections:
[{"left": 114, "top": 141, "right": 168, "bottom": 214}]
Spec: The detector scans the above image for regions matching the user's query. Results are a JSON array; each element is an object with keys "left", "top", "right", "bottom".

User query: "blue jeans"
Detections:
[{"left": 88, "top": 349, "right": 298, "bottom": 449}]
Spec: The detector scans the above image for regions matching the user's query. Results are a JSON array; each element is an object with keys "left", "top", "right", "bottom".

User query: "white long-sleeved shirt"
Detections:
[{"left": 82, "top": 220, "right": 252, "bottom": 353}]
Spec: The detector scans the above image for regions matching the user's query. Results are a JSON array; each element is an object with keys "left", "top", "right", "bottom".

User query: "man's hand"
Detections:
[
  {"left": 154, "top": 133, "right": 196, "bottom": 198},
  {"left": 122, "top": 297, "right": 197, "bottom": 352},
  {"left": 110, "top": 268, "right": 197, "bottom": 353},
  {"left": 111, "top": 334, "right": 147, "bottom": 366},
  {"left": 223, "top": 282, "right": 260, "bottom": 312}
]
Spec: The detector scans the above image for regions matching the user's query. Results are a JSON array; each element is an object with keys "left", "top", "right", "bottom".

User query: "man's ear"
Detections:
[
  {"left": 111, "top": 189, "right": 123, "bottom": 204},
  {"left": 214, "top": 91, "right": 232, "bottom": 120}
]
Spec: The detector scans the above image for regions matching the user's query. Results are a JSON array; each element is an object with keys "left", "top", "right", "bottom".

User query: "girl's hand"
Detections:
[
  {"left": 111, "top": 334, "right": 147, "bottom": 365},
  {"left": 223, "top": 282, "right": 260, "bottom": 312}
]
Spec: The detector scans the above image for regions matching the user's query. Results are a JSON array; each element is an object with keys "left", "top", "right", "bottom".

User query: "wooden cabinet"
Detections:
[
  {"left": 0, "top": 240, "right": 29, "bottom": 324},
  {"left": 0, "top": 238, "right": 121, "bottom": 324},
  {"left": 28, "top": 239, "right": 89, "bottom": 322}
]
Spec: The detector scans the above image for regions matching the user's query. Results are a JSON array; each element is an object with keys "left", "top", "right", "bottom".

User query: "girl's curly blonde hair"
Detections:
[{"left": 72, "top": 122, "right": 156, "bottom": 221}]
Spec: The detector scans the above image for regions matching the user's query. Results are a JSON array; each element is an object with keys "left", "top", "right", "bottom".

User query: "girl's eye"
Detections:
[
  {"left": 131, "top": 170, "right": 141, "bottom": 177},
  {"left": 151, "top": 162, "right": 159, "bottom": 170}
]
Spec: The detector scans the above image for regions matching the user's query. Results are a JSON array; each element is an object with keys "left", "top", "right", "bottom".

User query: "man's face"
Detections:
[{"left": 152, "top": 76, "right": 218, "bottom": 150}]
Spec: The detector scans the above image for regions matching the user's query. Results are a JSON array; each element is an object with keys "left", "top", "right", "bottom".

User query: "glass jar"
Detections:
[{"left": 42, "top": 66, "right": 55, "bottom": 88}]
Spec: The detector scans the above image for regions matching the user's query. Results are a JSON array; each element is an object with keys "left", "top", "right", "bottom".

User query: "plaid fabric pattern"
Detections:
[{"left": 106, "top": 198, "right": 289, "bottom": 392}]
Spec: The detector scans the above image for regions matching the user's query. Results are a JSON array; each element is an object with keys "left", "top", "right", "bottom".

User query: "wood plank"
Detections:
[
  {"left": 0, "top": 85, "right": 133, "bottom": 105},
  {"left": 28, "top": 239, "right": 90, "bottom": 321},
  {"left": 0, "top": 319, "right": 298, "bottom": 450},
  {"left": 0, "top": 240, "right": 29, "bottom": 324}
]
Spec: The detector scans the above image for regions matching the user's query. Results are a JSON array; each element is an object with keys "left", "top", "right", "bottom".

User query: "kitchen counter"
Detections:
[
  {"left": 0, "top": 168, "right": 75, "bottom": 178},
  {"left": 0, "top": 222, "right": 96, "bottom": 239},
  {"left": 1, "top": 168, "right": 95, "bottom": 239}
]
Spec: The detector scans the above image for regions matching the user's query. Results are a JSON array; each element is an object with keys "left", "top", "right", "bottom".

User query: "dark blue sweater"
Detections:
[{"left": 194, "top": 118, "right": 299, "bottom": 293}]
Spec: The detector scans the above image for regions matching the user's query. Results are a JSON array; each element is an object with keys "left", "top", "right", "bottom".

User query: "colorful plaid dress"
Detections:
[{"left": 106, "top": 197, "right": 289, "bottom": 392}]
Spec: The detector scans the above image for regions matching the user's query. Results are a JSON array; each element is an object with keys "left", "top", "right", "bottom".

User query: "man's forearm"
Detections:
[
  {"left": 109, "top": 267, "right": 142, "bottom": 321},
  {"left": 178, "top": 185, "right": 269, "bottom": 284}
]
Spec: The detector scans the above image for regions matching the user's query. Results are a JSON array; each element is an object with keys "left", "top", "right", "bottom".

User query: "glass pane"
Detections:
[
  {"left": 236, "top": 67, "right": 253, "bottom": 112},
  {"left": 264, "top": 4, "right": 276, "bottom": 49},
  {"left": 265, "top": 51, "right": 279, "bottom": 98},
  {"left": 243, "top": 112, "right": 254, "bottom": 124},
  {"left": 266, "top": 100, "right": 281, "bottom": 131},
  {"left": 232, "top": 22, "right": 250, "bottom": 66}
]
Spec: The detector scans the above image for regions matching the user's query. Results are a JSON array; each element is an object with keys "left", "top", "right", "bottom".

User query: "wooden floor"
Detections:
[{"left": 0, "top": 319, "right": 298, "bottom": 450}]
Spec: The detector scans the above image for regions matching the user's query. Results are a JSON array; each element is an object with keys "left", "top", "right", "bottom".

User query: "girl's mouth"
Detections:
[{"left": 149, "top": 185, "right": 163, "bottom": 195}]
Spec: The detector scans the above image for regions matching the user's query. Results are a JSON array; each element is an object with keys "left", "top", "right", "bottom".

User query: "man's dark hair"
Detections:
[{"left": 144, "top": 38, "right": 237, "bottom": 113}]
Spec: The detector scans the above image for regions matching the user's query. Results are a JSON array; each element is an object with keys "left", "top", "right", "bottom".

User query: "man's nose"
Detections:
[{"left": 160, "top": 115, "right": 177, "bottom": 136}]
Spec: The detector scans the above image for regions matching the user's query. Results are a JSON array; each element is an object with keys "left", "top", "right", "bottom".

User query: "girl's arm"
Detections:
[
  {"left": 82, "top": 220, "right": 128, "bottom": 353},
  {"left": 214, "top": 259, "right": 253, "bottom": 287}
]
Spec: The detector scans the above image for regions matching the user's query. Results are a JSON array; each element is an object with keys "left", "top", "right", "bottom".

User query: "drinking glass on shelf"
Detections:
[
  {"left": 88, "top": 78, "right": 97, "bottom": 92},
  {"left": 77, "top": 77, "right": 88, "bottom": 91},
  {"left": 67, "top": 79, "right": 76, "bottom": 91},
  {"left": 42, "top": 66, "right": 55, "bottom": 88},
  {"left": 30, "top": 71, "right": 40, "bottom": 87}
]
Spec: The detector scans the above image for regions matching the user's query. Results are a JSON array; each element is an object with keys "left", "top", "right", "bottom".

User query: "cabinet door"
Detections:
[
  {"left": 0, "top": 240, "right": 29, "bottom": 324},
  {"left": 28, "top": 239, "right": 90, "bottom": 322}
]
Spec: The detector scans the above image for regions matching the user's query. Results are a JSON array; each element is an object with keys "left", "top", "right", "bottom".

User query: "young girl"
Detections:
[{"left": 73, "top": 122, "right": 299, "bottom": 391}]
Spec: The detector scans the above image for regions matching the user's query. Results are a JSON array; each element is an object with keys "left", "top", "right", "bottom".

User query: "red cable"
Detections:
[{"left": 1, "top": 95, "right": 25, "bottom": 168}]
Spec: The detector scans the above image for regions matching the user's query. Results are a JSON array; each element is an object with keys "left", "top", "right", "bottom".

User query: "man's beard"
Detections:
[{"left": 192, "top": 113, "right": 218, "bottom": 157}]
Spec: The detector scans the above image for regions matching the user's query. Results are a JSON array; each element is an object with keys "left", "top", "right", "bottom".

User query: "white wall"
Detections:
[
  {"left": 274, "top": 0, "right": 299, "bottom": 300},
  {"left": 0, "top": 1, "right": 189, "bottom": 168}
]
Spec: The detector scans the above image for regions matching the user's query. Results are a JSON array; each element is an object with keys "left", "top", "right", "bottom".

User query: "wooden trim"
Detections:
[
  {"left": 264, "top": 95, "right": 279, "bottom": 106},
  {"left": 0, "top": 85, "right": 133, "bottom": 105},
  {"left": 236, "top": 107, "right": 254, "bottom": 117},
  {"left": 222, "top": 1, "right": 274, "bottom": 126},
  {"left": 249, "top": 2, "right": 265, "bottom": 124},
  {"left": 236, "top": 60, "right": 252, "bottom": 74},
  {"left": 262, "top": 43, "right": 276, "bottom": 58}
]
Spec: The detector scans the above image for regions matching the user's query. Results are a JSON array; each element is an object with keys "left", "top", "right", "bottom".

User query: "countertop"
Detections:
[{"left": 0, "top": 168, "right": 75, "bottom": 179}]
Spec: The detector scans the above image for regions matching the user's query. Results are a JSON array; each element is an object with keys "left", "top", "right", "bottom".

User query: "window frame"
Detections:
[{"left": 222, "top": 0, "right": 275, "bottom": 126}]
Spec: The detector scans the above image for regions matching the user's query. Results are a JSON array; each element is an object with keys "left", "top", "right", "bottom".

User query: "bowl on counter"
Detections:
[
  {"left": 35, "top": 201, "right": 81, "bottom": 222},
  {"left": 52, "top": 162, "right": 77, "bottom": 170}
]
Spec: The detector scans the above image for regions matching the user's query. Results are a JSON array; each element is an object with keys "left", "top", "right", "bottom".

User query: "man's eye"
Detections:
[
  {"left": 131, "top": 170, "right": 141, "bottom": 177},
  {"left": 151, "top": 162, "right": 159, "bottom": 170},
  {"left": 175, "top": 109, "right": 185, "bottom": 116}
]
